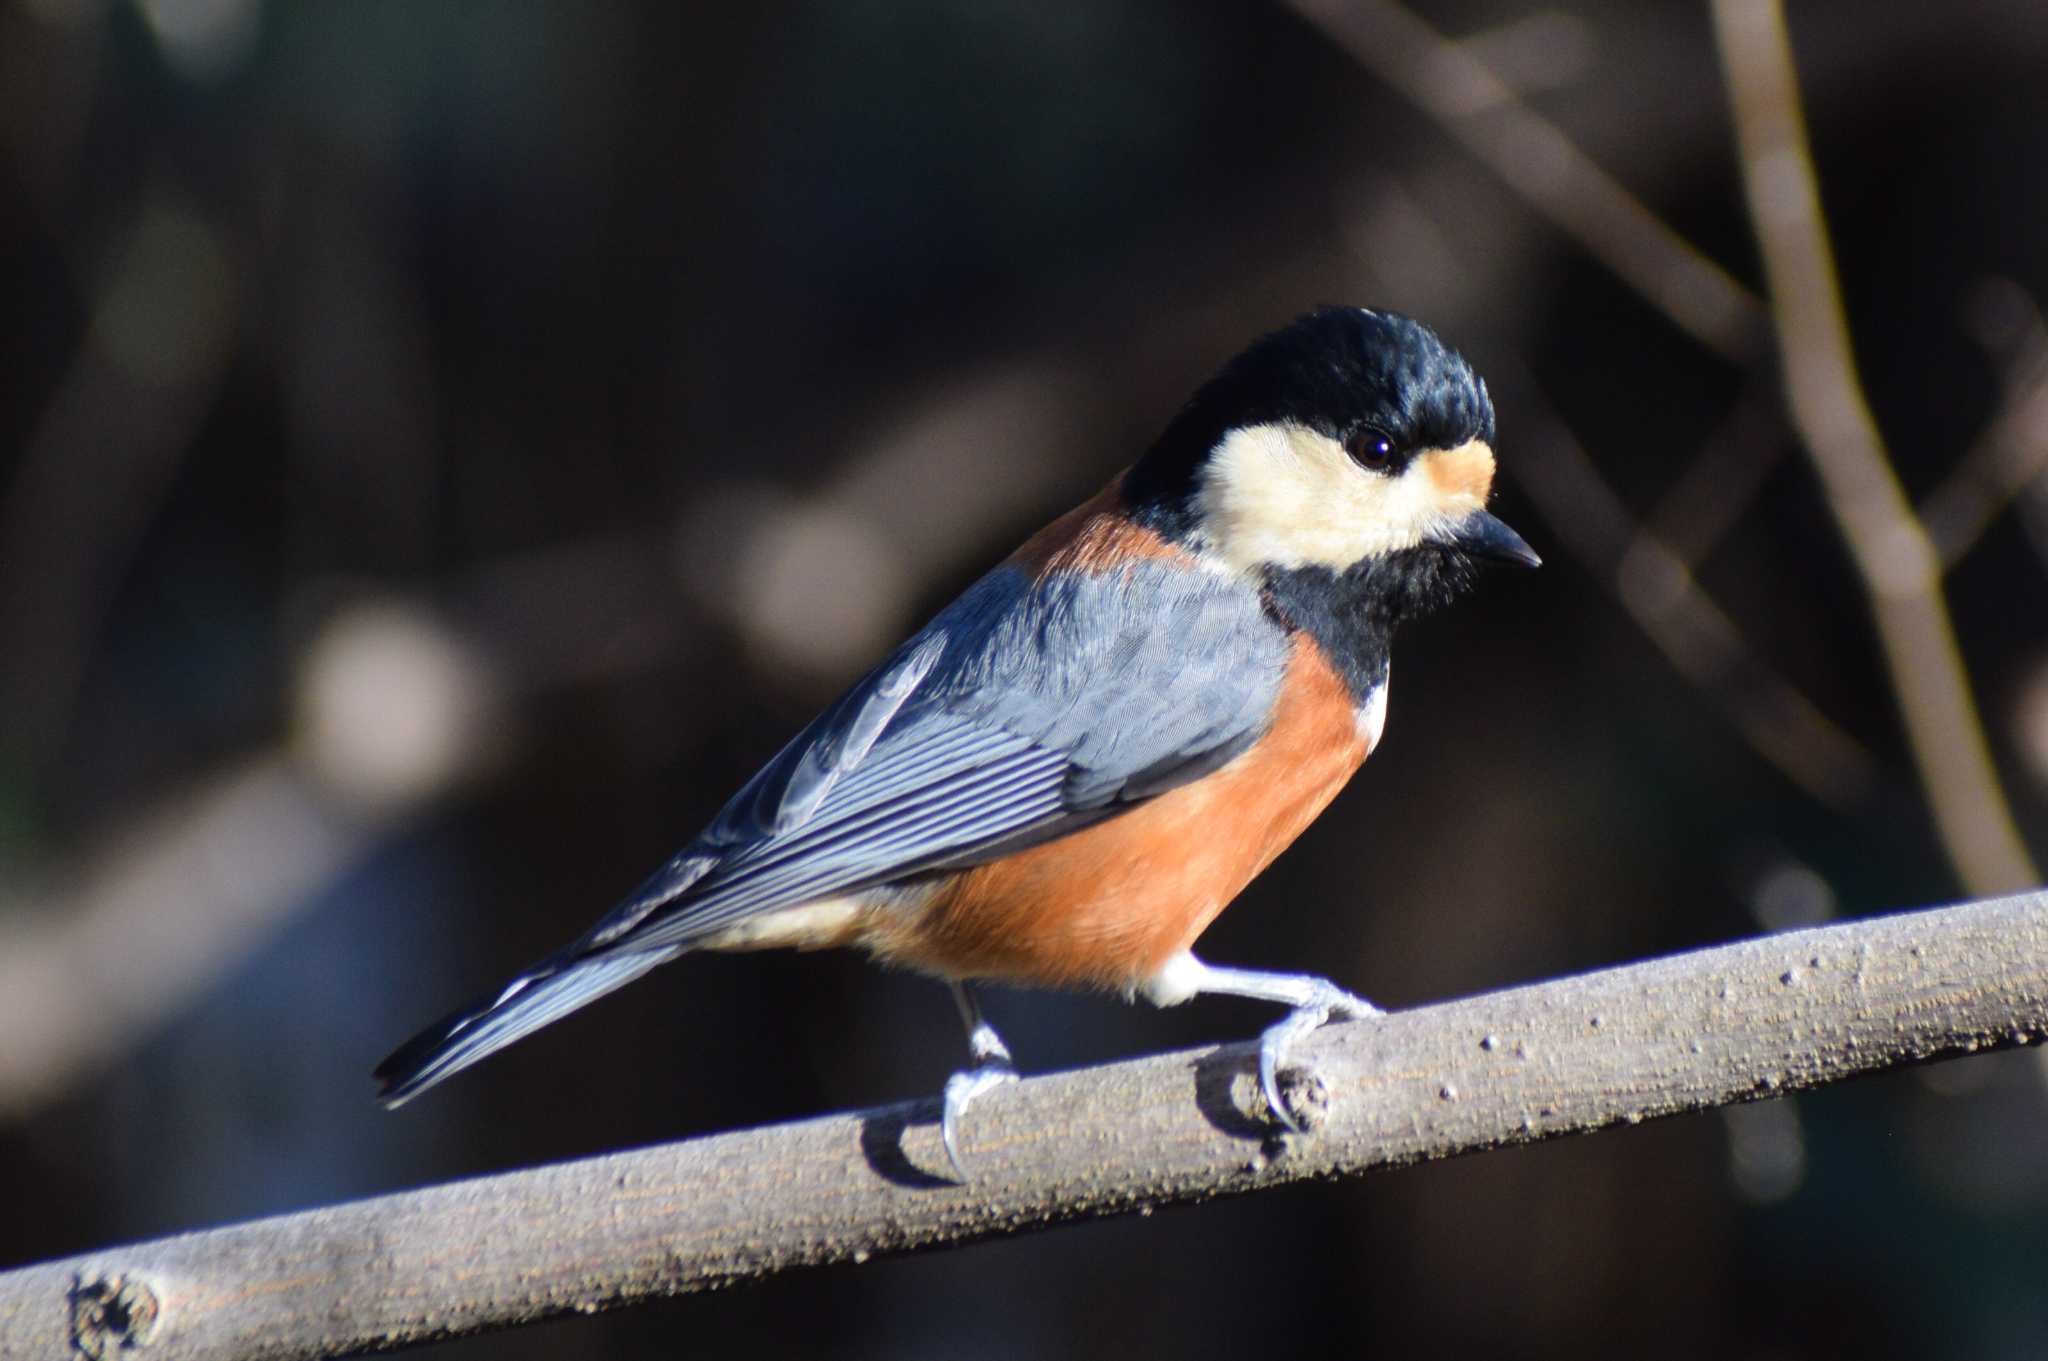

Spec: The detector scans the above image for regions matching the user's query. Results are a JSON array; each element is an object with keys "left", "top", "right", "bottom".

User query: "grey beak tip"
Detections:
[{"left": 1452, "top": 509, "right": 1541, "bottom": 568}]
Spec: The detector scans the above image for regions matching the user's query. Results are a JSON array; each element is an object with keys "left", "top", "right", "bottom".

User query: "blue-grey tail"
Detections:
[{"left": 374, "top": 948, "right": 677, "bottom": 1107}]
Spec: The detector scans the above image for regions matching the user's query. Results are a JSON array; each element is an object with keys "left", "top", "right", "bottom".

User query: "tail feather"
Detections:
[{"left": 375, "top": 949, "right": 676, "bottom": 1106}]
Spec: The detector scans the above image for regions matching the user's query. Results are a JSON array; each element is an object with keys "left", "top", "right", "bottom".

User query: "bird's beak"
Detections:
[{"left": 1440, "top": 509, "right": 1541, "bottom": 568}]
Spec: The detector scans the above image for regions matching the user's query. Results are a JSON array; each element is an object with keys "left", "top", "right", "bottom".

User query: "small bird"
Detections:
[{"left": 376, "top": 306, "right": 1539, "bottom": 1172}]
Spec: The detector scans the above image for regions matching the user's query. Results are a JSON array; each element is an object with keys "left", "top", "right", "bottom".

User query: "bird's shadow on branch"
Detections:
[
  {"left": 856, "top": 1102, "right": 955, "bottom": 1189},
  {"left": 854, "top": 1042, "right": 1284, "bottom": 1189},
  {"left": 1190, "top": 1043, "right": 1289, "bottom": 1141}
]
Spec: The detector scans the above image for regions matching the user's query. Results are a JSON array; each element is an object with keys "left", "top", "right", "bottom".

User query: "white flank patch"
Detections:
[
  {"left": 1356, "top": 675, "right": 1390, "bottom": 752},
  {"left": 1194, "top": 424, "right": 1493, "bottom": 575},
  {"left": 1137, "top": 950, "right": 1208, "bottom": 1007}
]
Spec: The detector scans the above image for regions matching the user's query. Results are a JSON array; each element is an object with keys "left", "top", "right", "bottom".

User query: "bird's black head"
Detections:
[
  {"left": 1125, "top": 305, "right": 1536, "bottom": 587},
  {"left": 1136, "top": 307, "right": 1496, "bottom": 485}
]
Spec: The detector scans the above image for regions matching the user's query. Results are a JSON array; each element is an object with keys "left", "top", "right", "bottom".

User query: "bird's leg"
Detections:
[
  {"left": 1150, "top": 954, "right": 1381, "bottom": 1133},
  {"left": 941, "top": 981, "right": 1017, "bottom": 1177}
]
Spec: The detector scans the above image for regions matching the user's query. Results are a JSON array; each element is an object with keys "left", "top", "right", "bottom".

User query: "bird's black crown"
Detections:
[{"left": 1125, "top": 306, "right": 1495, "bottom": 539}]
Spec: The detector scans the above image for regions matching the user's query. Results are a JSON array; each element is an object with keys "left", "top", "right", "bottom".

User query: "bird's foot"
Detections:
[
  {"left": 941, "top": 1060, "right": 1017, "bottom": 1179},
  {"left": 1257, "top": 982, "right": 1380, "bottom": 1133}
]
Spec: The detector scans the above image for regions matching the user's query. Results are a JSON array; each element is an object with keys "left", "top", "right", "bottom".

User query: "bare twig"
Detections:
[
  {"left": 1504, "top": 369, "right": 1876, "bottom": 805},
  {"left": 1712, "top": 0, "right": 2040, "bottom": 893},
  {"left": 1285, "top": 0, "right": 1766, "bottom": 362},
  {"left": 0, "top": 757, "right": 370, "bottom": 1120},
  {"left": 3, "top": 891, "right": 2045, "bottom": 1361},
  {"left": 1637, "top": 377, "right": 1790, "bottom": 571},
  {"left": 1921, "top": 282, "right": 2048, "bottom": 569},
  {"left": 0, "top": 193, "right": 241, "bottom": 765}
]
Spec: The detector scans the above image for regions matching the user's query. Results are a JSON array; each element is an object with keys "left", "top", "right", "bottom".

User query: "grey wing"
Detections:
[
  {"left": 375, "top": 558, "right": 1292, "bottom": 1105},
  {"left": 581, "top": 558, "right": 1294, "bottom": 954}
]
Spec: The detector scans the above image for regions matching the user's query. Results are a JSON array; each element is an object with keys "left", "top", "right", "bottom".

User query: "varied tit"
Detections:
[{"left": 376, "top": 306, "right": 1540, "bottom": 1173}]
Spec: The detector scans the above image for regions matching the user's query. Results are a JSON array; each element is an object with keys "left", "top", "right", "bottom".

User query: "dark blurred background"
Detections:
[{"left": 6, "top": 0, "right": 2048, "bottom": 1356}]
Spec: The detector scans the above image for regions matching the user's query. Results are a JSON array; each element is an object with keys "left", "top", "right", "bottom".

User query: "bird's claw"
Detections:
[
  {"left": 1257, "top": 984, "right": 1380, "bottom": 1133},
  {"left": 942, "top": 1061, "right": 1017, "bottom": 1178}
]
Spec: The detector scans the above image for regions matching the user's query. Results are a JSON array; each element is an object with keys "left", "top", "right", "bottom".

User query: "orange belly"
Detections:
[{"left": 861, "top": 636, "right": 1369, "bottom": 991}]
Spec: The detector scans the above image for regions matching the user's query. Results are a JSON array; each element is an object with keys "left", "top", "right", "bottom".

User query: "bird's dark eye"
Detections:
[{"left": 1346, "top": 428, "right": 1398, "bottom": 472}]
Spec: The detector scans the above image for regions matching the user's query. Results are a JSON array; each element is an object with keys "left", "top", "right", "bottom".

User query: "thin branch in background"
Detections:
[
  {"left": 1711, "top": 0, "right": 2039, "bottom": 893},
  {"left": 0, "top": 191, "right": 241, "bottom": 765},
  {"left": 1285, "top": 0, "right": 1767, "bottom": 364},
  {"left": 1920, "top": 280, "right": 2048, "bottom": 569},
  {"left": 2017, "top": 462, "right": 2048, "bottom": 571},
  {"left": 1637, "top": 377, "right": 1790, "bottom": 570},
  {"left": 1505, "top": 367, "right": 1876, "bottom": 806},
  {"left": 0, "top": 756, "right": 364, "bottom": 1120},
  {"left": 2, "top": 891, "right": 2044, "bottom": 1360}
]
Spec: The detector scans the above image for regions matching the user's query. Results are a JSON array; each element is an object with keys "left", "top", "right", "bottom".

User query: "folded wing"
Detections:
[{"left": 376, "top": 558, "right": 1290, "bottom": 1103}]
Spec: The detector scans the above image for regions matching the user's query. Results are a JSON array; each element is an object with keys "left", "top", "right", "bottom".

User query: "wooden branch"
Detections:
[{"left": 5, "top": 892, "right": 2046, "bottom": 1361}]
